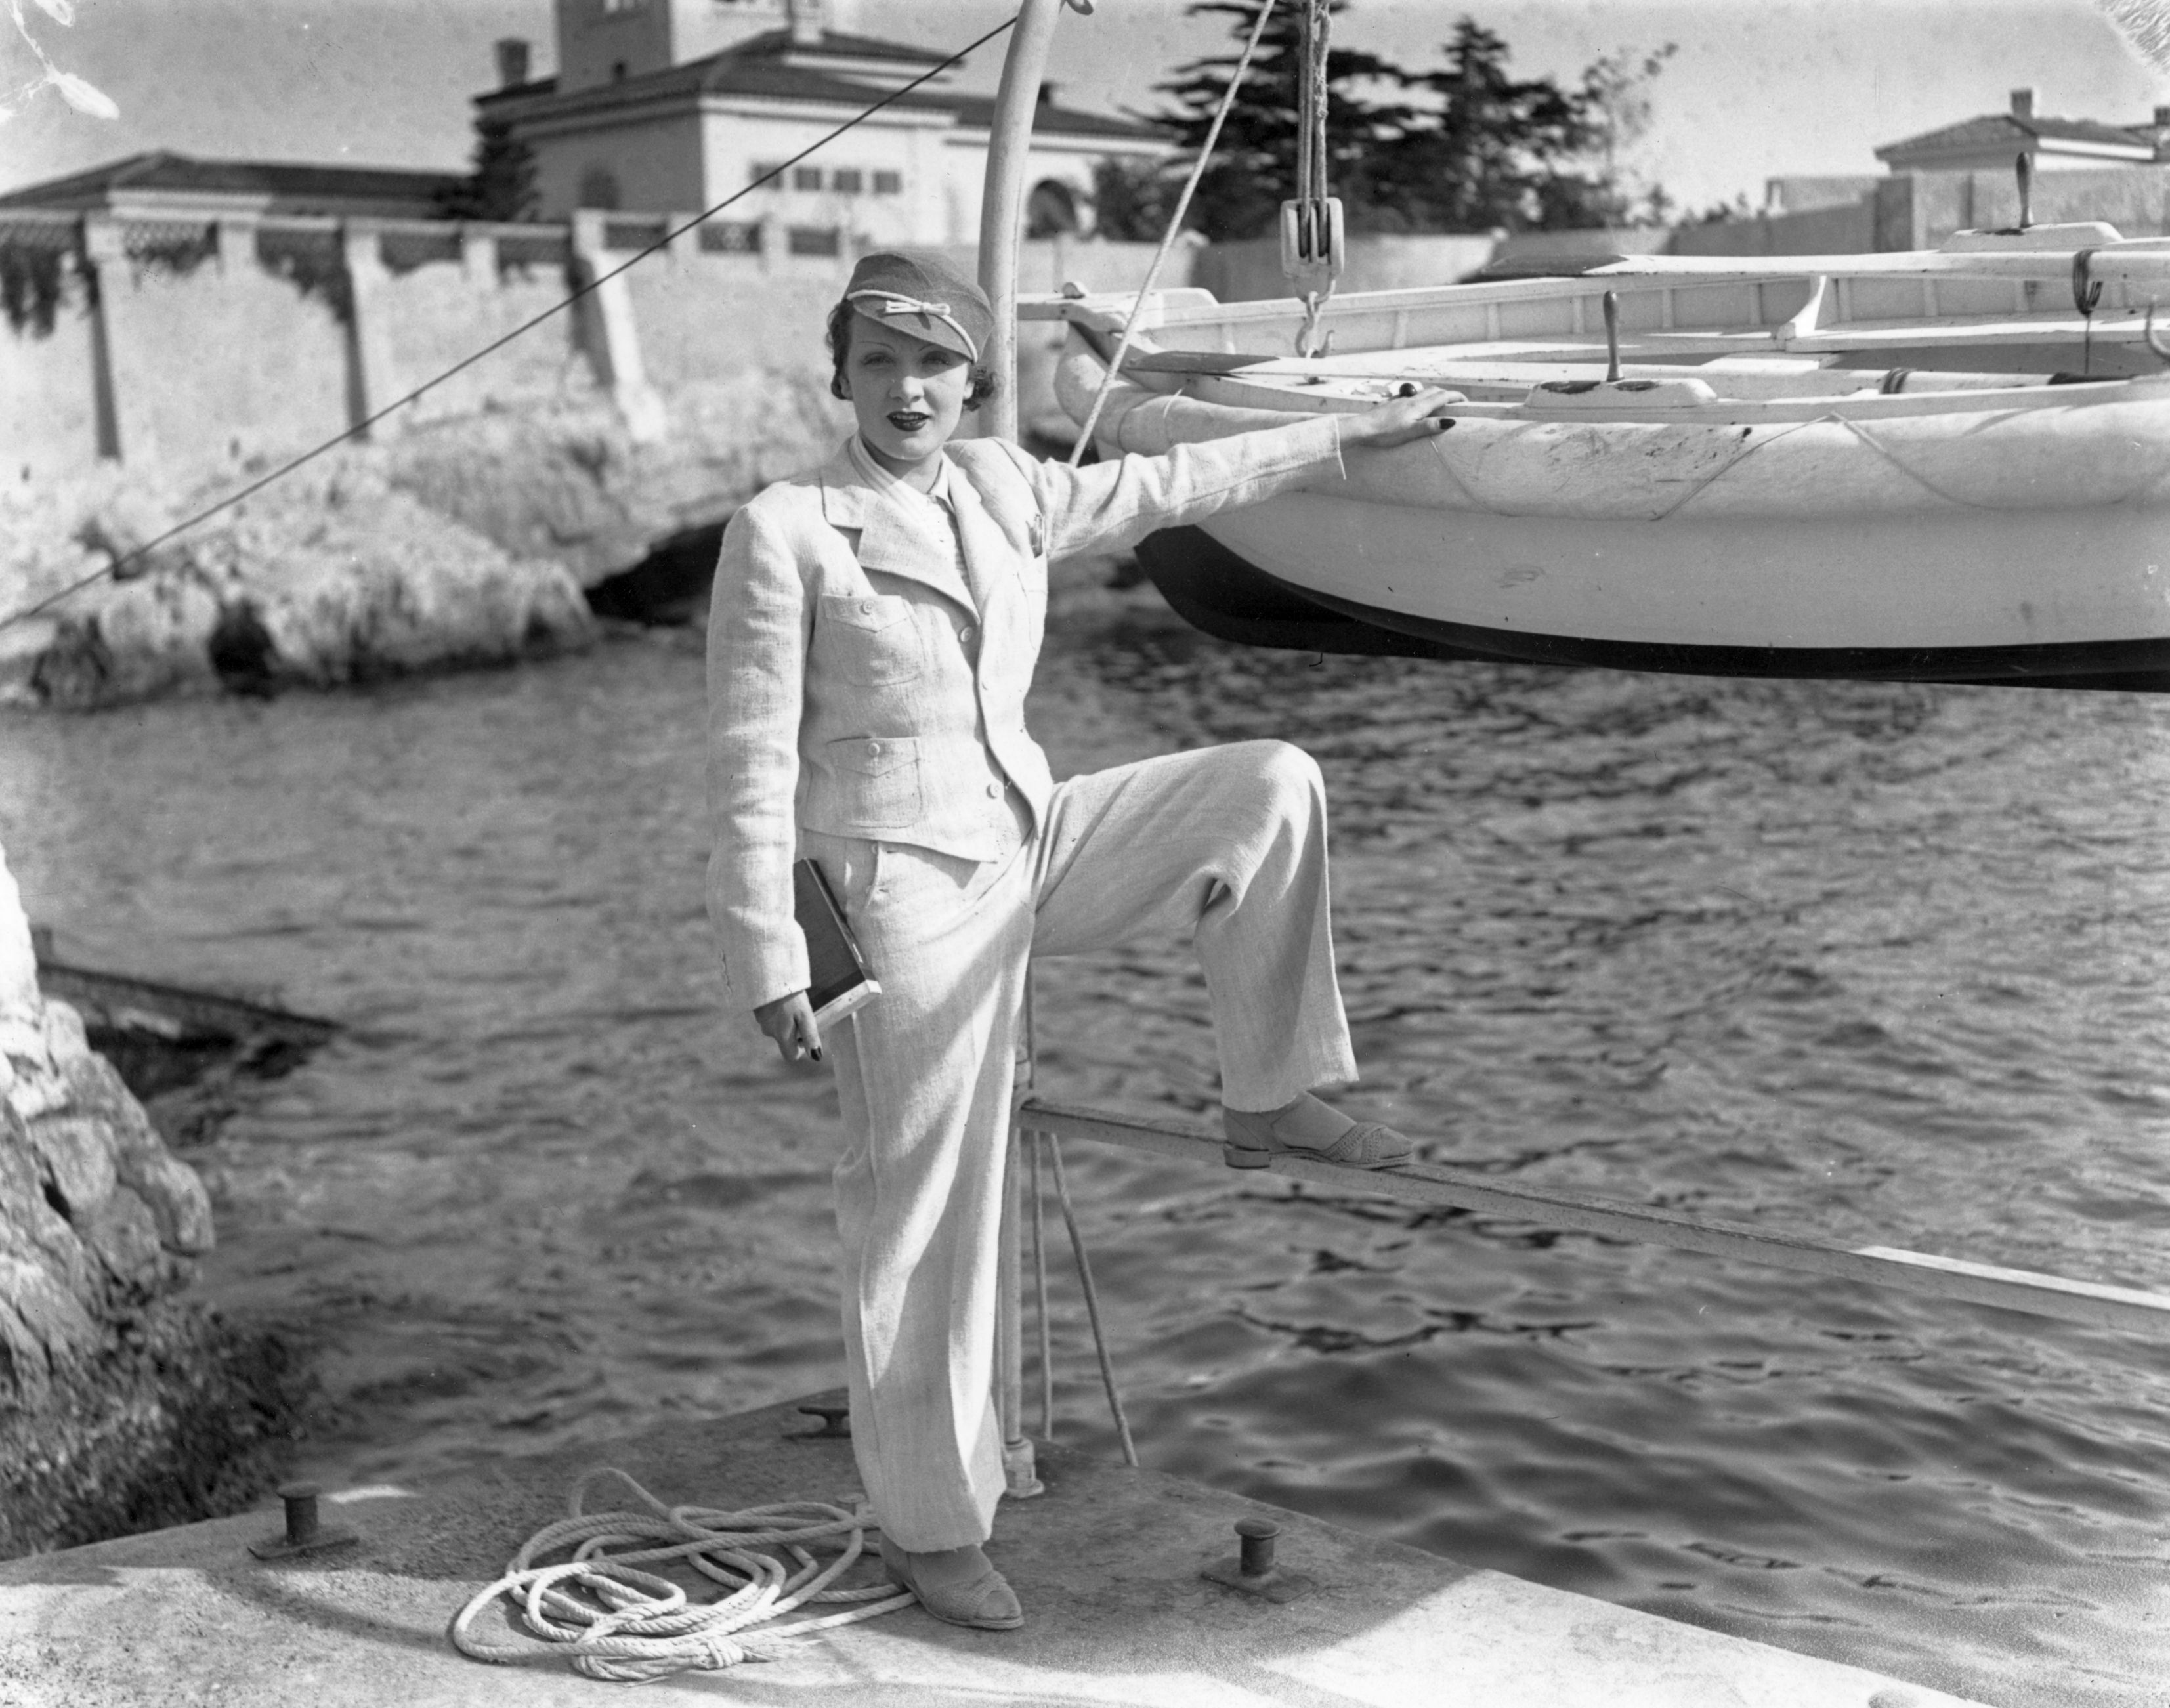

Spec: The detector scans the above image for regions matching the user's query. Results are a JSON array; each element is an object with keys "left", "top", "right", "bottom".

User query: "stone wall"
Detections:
[
  {"left": 0, "top": 841, "right": 303, "bottom": 1556},
  {"left": 0, "top": 208, "right": 1175, "bottom": 487}
]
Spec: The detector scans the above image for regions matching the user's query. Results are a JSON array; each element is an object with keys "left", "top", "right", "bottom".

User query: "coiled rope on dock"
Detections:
[{"left": 446, "top": 1467, "right": 914, "bottom": 1682}]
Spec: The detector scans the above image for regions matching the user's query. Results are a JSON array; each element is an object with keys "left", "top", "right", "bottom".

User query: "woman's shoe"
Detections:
[
  {"left": 879, "top": 1538, "right": 1023, "bottom": 1631},
  {"left": 1222, "top": 1094, "right": 1413, "bottom": 1170}
]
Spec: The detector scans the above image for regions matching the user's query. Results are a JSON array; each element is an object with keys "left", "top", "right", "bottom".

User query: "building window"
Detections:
[
  {"left": 872, "top": 170, "right": 901, "bottom": 195},
  {"left": 698, "top": 221, "right": 763, "bottom": 255},
  {"left": 601, "top": 0, "right": 646, "bottom": 12},
  {"left": 611, "top": 59, "right": 628, "bottom": 80},
  {"left": 792, "top": 165, "right": 822, "bottom": 191},
  {"left": 1026, "top": 179, "right": 1080, "bottom": 238},
  {"left": 748, "top": 160, "right": 783, "bottom": 186},
  {"left": 831, "top": 168, "right": 862, "bottom": 195},
  {"left": 788, "top": 225, "right": 841, "bottom": 256}
]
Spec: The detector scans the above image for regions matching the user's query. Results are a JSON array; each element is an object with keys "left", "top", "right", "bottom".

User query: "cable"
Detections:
[
  {"left": 1065, "top": 0, "right": 1276, "bottom": 465},
  {"left": 1, "top": 12, "right": 1020, "bottom": 635}
]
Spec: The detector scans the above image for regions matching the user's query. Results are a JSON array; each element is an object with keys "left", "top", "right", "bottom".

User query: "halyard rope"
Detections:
[
  {"left": 1065, "top": 0, "right": 1277, "bottom": 465},
  {"left": 446, "top": 1468, "right": 914, "bottom": 1683},
  {"left": 0, "top": 12, "right": 1022, "bottom": 634}
]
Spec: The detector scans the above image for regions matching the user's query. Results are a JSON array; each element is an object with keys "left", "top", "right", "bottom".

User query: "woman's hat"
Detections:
[{"left": 843, "top": 251, "right": 993, "bottom": 364}]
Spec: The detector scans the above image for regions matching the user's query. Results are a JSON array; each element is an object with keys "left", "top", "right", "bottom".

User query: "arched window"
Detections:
[
  {"left": 1025, "top": 179, "right": 1079, "bottom": 238},
  {"left": 1024, "top": 180, "right": 1076, "bottom": 238},
  {"left": 578, "top": 166, "right": 622, "bottom": 209}
]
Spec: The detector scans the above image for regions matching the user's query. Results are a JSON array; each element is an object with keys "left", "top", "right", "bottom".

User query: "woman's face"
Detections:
[{"left": 843, "top": 316, "right": 971, "bottom": 477}]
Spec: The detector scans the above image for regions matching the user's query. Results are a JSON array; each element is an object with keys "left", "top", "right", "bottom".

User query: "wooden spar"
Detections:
[
  {"left": 975, "top": 0, "right": 1072, "bottom": 445},
  {"left": 982, "top": 0, "right": 1074, "bottom": 1492},
  {"left": 1017, "top": 1097, "right": 2170, "bottom": 1338}
]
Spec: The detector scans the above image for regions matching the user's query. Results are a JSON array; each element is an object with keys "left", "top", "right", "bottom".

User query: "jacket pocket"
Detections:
[
  {"left": 820, "top": 593, "right": 923, "bottom": 686},
  {"left": 826, "top": 735, "right": 922, "bottom": 831}
]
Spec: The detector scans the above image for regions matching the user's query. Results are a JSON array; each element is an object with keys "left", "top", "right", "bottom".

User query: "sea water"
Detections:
[{"left": 5, "top": 598, "right": 2167, "bottom": 1705}]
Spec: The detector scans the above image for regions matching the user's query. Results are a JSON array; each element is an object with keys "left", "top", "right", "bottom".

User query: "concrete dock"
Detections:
[{"left": 0, "top": 1392, "right": 1984, "bottom": 1707}]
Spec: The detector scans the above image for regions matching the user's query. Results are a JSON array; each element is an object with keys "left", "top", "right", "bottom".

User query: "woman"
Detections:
[{"left": 707, "top": 251, "right": 1453, "bottom": 1630}]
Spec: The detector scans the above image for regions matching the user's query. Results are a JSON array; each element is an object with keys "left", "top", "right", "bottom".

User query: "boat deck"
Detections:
[{"left": 0, "top": 1392, "right": 1986, "bottom": 1707}]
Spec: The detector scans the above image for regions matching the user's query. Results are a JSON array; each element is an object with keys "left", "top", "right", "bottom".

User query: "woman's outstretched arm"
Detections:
[{"left": 1013, "top": 387, "right": 1458, "bottom": 565}]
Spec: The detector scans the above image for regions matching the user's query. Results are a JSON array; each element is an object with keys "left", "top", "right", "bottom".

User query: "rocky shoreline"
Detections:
[
  {"left": 0, "top": 843, "right": 309, "bottom": 1556},
  {"left": 0, "top": 372, "right": 842, "bottom": 711}
]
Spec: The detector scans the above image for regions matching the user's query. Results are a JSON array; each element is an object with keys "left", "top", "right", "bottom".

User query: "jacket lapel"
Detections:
[
  {"left": 945, "top": 466, "right": 1017, "bottom": 619},
  {"left": 817, "top": 439, "right": 975, "bottom": 610}
]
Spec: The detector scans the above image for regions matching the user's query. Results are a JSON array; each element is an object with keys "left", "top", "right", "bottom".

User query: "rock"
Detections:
[
  {"left": 1, "top": 450, "right": 596, "bottom": 712},
  {"left": 382, "top": 372, "right": 843, "bottom": 587},
  {"left": 62, "top": 1053, "right": 214, "bottom": 1254},
  {"left": 0, "top": 1254, "right": 100, "bottom": 1402},
  {"left": 22, "top": 1113, "right": 117, "bottom": 1218},
  {"left": 0, "top": 372, "right": 846, "bottom": 709},
  {"left": 0, "top": 843, "right": 35, "bottom": 1015},
  {"left": 41, "top": 994, "right": 89, "bottom": 1065},
  {"left": 0, "top": 836, "right": 305, "bottom": 1554},
  {"left": 0, "top": 1298, "right": 308, "bottom": 1558},
  {"left": 75, "top": 1186, "right": 169, "bottom": 1296}
]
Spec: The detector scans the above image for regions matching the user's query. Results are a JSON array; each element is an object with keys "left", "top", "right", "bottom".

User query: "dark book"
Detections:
[{"left": 794, "top": 857, "right": 882, "bottom": 1027}]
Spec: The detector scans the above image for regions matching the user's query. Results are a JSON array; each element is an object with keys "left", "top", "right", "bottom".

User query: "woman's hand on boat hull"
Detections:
[
  {"left": 1341, "top": 387, "right": 1461, "bottom": 450},
  {"left": 756, "top": 991, "right": 822, "bottom": 1063}
]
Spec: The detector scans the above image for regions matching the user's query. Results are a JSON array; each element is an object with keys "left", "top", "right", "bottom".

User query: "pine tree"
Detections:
[
  {"left": 1150, "top": 1, "right": 1428, "bottom": 239},
  {"left": 1128, "top": 5, "right": 1674, "bottom": 239},
  {"left": 436, "top": 115, "right": 540, "bottom": 223}
]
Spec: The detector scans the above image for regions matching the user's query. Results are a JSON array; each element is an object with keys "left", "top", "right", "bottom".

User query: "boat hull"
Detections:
[{"left": 1139, "top": 512, "right": 2170, "bottom": 688}]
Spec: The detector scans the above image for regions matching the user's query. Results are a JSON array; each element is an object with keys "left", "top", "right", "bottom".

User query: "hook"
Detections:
[
  {"left": 2072, "top": 249, "right": 2102, "bottom": 319},
  {"left": 2074, "top": 250, "right": 2102, "bottom": 377},
  {"left": 1296, "top": 290, "right": 1334, "bottom": 360}
]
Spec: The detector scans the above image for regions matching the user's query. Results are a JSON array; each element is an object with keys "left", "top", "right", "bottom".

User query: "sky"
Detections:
[{"left": 3, "top": 1, "right": 2167, "bottom": 215}]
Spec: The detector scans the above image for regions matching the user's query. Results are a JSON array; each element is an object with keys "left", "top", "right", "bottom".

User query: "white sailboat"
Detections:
[{"left": 998, "top": 3, "right": 2170, "bottom": 689}]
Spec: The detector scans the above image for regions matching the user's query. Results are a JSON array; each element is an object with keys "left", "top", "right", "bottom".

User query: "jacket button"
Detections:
[
  {"left": 960, "top": 626, "right": 975, "bottom": 645},
  {"left": 860, "top": 601, "right": 874, "bottom": 615},
  {"left": 867, "top": 740, "right": 882, "bottom": 756},
  {"left": 986, "top": 782, "right": 1002, "bottom": 798}
]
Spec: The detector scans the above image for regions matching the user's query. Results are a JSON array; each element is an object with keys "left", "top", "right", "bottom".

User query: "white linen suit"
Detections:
[{"left": 706, "top": 412, "right": 1360, "bottom": 1550}]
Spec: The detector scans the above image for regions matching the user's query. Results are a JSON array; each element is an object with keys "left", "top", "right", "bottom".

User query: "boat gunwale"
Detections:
[{"left": 1179, "top": 366, "right": 2169, "bottom": 428}]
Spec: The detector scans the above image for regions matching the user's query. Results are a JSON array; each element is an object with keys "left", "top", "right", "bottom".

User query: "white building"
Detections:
[
  {"left": 478, "top": 0, "right": 1168, "bottom": 244},
  {"left": 1873, "top": 87, "right": 2170, "bottom": 175}
]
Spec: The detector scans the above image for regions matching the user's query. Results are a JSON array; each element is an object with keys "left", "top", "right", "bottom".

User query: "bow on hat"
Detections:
[{"left": 845, "top": 289, "right": 982, "bottom": 363}]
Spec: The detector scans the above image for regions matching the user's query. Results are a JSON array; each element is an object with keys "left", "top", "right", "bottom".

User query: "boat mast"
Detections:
[{"left": 978, "top": 0, "right": 1084, "bottom": 444}]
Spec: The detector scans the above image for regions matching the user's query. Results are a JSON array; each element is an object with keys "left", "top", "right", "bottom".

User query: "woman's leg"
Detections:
[
  {"left": 1031, "top": 740, "right": 1357, "bottom": 1111},
  {"left": 809, "top": 822, "right": 1035, "bottom": 1554}
]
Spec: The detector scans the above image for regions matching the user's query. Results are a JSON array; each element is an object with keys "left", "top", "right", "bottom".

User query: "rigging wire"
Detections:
[
  {"left": 1063, "top": 0, "right": 1277, "bottom": 466},
  {"left": 0, "top": 12, "right": 1021, "bottom": 635}
]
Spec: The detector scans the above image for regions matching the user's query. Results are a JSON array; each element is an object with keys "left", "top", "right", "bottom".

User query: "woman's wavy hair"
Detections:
[{"left": 826, "top": 300, "right": 998, "bottom": 410}]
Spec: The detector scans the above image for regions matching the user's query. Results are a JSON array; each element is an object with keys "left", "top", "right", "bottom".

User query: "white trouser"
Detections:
[{"left": 801, "top": 738, "right": 1356, "bottom": 1552}]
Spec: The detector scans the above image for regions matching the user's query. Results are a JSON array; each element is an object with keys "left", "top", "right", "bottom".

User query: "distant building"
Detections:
[
  {"left": 0, "top": 152, "right": 462, "bottom": 220},
  {"left": 478, "top": 0, "right": 1168, "bottom": 242},
  {"left": 1873, "top": 87, "right": 2170, "bottom": 174}
]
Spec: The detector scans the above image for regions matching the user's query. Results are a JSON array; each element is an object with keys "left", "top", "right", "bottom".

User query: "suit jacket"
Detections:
[{"left": 705, "top": 412, "right": 1347, "bottom": 1009}]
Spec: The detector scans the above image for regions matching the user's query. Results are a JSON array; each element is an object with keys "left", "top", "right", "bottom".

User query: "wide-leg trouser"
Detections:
[{"left": 803, "top": 738, "right": 1357, "bottom": 1552}]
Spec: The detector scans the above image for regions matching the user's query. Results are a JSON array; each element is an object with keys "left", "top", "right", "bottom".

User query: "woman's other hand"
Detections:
[
  {"left": 1340, "top": 386, "right": 1460, "bottom": 451},
  {"left": 755, "top": 991, "right": 822, "bottom": 1063}
]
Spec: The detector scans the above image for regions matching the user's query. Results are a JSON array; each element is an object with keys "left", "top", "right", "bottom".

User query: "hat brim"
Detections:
[{"left": 848, "top": 303, "right": 977, "bottom": 364}]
